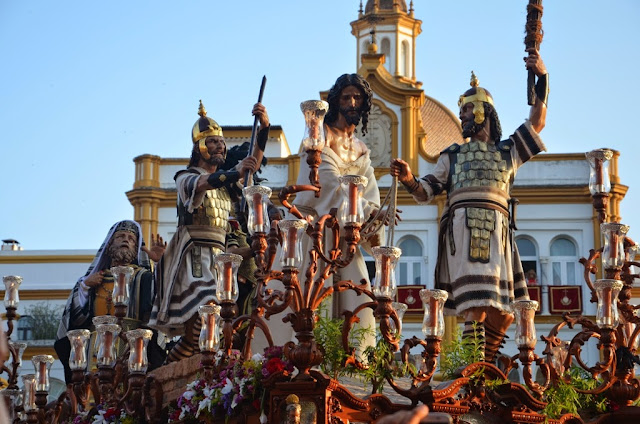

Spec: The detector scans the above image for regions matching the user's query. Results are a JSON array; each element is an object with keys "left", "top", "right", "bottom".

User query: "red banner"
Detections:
[
  {"left": 549, "top": 285, "right": 582, "bottom": 314},
  {"left": 396, "top": 285, "right": 425, "bottom": 313}
]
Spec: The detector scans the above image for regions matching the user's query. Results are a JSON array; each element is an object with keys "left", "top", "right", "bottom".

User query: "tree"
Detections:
[{"left": 23, "top": 302, "right": 63, "bottom": 340}]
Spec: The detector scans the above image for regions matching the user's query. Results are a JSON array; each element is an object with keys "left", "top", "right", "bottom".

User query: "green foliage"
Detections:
[
  {"left": 23, "top": 302, "right": 64, "bottom": 340},
  {"left": 542, "top": 366, "right": 609, "bottom": 419},
  {"left": 313, "top": 302, "right": 372, "bottom": 380},
  {"left": 359, "top": 335, "right": 416, "bottom": 394},
  {"left": 440, "top": 322, "right": 485, "bottom": 380}
]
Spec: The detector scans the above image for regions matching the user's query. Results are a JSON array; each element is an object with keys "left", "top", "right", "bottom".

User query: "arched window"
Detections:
[
  {"left": 381, "top": 38, "right": 391, "bottom": 72},
  {"left": 398, "top": 237, "right": 425, "bottom": 286},
  {"left": 17, "top": 315, "right": 34, "bottom": 340},
  {"left": 400, "top": 40, "right": 410, "bottom": 77},
  {"left": 550, "top": 237, "right": 578, "bottom": 285},
  {"left": 516, "top": 237, "right": 539, "bottom": 285}
]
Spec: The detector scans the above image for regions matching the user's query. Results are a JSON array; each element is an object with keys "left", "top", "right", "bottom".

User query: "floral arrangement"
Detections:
[
  {"left": 68, "top": 405, "right": 136, "bottom": 424},
  {"left": 169, "top": 346, "right": 293, "bottom": 423}
]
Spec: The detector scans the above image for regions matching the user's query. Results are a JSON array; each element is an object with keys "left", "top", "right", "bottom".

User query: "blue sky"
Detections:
[{"left": 1, "top": 1, "right": 639, "bottom": 250}]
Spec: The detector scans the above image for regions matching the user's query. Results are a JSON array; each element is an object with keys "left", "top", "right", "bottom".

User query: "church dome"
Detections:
[
  {"left": 364, "top": 0, "right": 408, "bottom": 14},
  {"left": 420, "top": 95, "right": 464, "bottom": 161}
]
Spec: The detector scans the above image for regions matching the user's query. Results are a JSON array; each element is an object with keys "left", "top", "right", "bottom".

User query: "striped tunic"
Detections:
[
  {"left": 414, "top": 121, "right": 545, "bottom": 315},
  {"left": 149, "top": 167, "right": 233, "bottom": 336}
]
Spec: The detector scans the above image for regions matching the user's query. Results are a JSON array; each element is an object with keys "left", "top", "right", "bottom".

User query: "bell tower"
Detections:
[{"left": 351, "top": 0, "right": 421, "bottom": 82}]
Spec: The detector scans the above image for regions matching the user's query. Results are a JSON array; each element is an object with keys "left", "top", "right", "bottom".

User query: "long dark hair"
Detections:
[
  {"left": 484, "top": 102, "right": 502, "bottom": 143},
  {"left": 324, "top": 73, "right": 373, "bottom": 135}
]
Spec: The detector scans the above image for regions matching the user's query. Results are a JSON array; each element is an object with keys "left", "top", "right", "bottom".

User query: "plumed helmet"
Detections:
[
  {"left": 192, "top": 100, "right": 224, "bottom": 160},
  {"left": 458, "top": 71, "right": 494, "bottom": 124}
]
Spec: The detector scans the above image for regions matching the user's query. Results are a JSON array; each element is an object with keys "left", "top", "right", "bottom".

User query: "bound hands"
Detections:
[{"left": 142, "top": 234, "right": 167, "bottom": 263}]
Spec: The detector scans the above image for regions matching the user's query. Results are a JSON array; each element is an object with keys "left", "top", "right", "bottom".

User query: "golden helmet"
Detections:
[
  {"left": 458, "top": 71, "right": 494, "bottom": 124},
  {"left": 192, "top": 100, "right": 224, "bottom": 160}
]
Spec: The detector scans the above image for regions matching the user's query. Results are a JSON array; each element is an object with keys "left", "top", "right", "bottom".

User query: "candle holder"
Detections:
[
  {"left": 513, "top": 300, "right": 539, "bottom": 348},
  {"left": 1, "top": 388, "right": 22, "bottom": 423},
  {"left": 95, "top": 323, "right": 121, "bottom": 368},
  {"left": 3, "top": 275, "right": 22, "bottom": 308},
  {"left": 278, "top": 219, "right": 308, "bottom": 269},
  {"left": 126, "top": 329, "right": 153, "bottom": 373},
  {"left": 67, "top": 329, "right": 91, "bottom": 371},
  {"left": 10, "top": 341, "right": 27, "bottom": 366},
  {"left": 390, "top": 302, "right": 408, "bottom": 335},
  {"left": 199, "top": 304, "right": 222, "bottom": 378},
  {"left": 110, "top": 265, "right": 134, "bottom": 311},
  {"left": 601, "top": 223, "right": 629, "bottom": 270},
  {"left": 420, "top": 289, "right": 447, "bottom": 338},
  {"left": 586, "top": 149, "right": 613, "bottom": 224},
  {"left": 301, "top": 100, "right": 329, "bottom": 189},
  {"left": 371, "top": 246, "right": 402, "bottom": 299},
  {"left": 300, "top": 100, "right": 328, "bottom": 150},
  {"left": 338, "top": 175, "right": 368, "bottom": 226},
  {"left": 586, "top": 148, "right": 613, "bottom": 195},
  {"left": 198, "top": 304, "right": 222, "bottom": 353},
  {"left": 594, "top": 279, "right": 623, "bottom": 329},
  {"left": 215, "top": 253, "right": 242, "bottom": 303},
  {"left": 243, "top": 185, "right": 272, "bottom": 235},
  {"left": 31, "top": 354, "right": 54, "bottom": 392},
  {"left": 22, "top": 374, "right": 37, "bottom": 419}
]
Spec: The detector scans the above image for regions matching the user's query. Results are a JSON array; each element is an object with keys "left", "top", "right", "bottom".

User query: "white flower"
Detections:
[
  {"left": 221, "top": 377, "right": 234, "bottom": 395},
  {"left": 182, "top": 389, "right": 196, "bottom": 401},
  {"left": 91, "top": 410, "right": 107, "bottom": 424},
  {"left": 260, "top": 412, "right": 268, "bottom": 424},
  {"left": 179, "top": 405, "right": 190, "bottom": 420},
  {"left": 251, "top": 353, "right": 264, "bottom": 362},
  {"left": 231, "top": 393, "right": 240, "bottom": 409},
  {"left": 203, "top": 385, "right": 214, "bottom": 398},
  {"left": 197, "top": 397, "right": 211, "bottom": 416}
]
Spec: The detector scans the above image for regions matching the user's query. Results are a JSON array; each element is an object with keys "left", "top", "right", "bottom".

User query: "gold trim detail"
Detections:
[
  {"left": 0, "top": 289, "right": 70, "bottom": 300},
  {"left": 0, "top": 255, "right": 93, "bottom": 264}
]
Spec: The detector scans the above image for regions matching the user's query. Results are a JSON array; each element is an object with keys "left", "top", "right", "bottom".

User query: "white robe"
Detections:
[{"left": 256, "top": 145, "right": 382, "bottom": 355}]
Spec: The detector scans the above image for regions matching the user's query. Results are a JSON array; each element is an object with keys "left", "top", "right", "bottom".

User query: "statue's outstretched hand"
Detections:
[{"left": 142, "top": 234, "right": 167, "bottom": 263}]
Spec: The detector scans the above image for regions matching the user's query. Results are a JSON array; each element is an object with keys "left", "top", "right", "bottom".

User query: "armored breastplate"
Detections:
[
  {"left": 178, "top": 187, "right": 232, "bottom": 229},
  {"left": 450, "top": 140, "right": 513, "bottom": 194}
]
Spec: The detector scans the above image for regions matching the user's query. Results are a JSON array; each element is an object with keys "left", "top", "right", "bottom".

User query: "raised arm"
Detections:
[{"left": 525, "top": 48, "right": 548, "bottom": 133}]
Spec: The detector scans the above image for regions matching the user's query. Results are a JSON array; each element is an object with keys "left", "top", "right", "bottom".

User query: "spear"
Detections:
[
  {"left": 240, "top": 75, "right": 267, "bottom": 211},
  {"left": 525, "top": 0, "right": 543, "bottom": 105}
]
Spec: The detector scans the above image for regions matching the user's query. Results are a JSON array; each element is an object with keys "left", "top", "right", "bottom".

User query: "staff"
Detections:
[{"left": 525, "top": 0, "right": 543, "bottom": 105}]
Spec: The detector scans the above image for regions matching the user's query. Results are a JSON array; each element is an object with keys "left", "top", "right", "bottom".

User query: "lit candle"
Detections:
[
  {"left": 207, "top": 313, "right": 216, "bottom": 344},
  {"left": 520, "top": 311, "right": 530, "bottom": 341},
  {"left": 223, "top": 261, "right": 233, "bottom": 293},
  {"left": 310, "top": 120, "right": 319, "bottom": 141},
  {"left": 253, "top": 192, "right": 264, "bottom": 227},
  {"left": 104, "top": 332, "right": 113, "bottom": 363},
  {"left": 135, "top": 336, "right": 144, "bottom": 366},
  {"left": 595, "top": 158, "right": 603, "bottom": 187},
  {"left": 38, "top": 361, "right": 47, "bottom": 387},
  {"left": 287, "top": 227, "right": 297, "bottom": 260},
  {"left": 348, "top": 182, "right": 358, "bottom": 218},
  {"left": 610, "top": 232, "right": 618, "bottom": 263},
  {"left": 117, "top": 272, "right": 126, "bottom": 298},
  {"left": 602, "top": 287, "right": 612, "bottom": 323},
  {"left": 429, "top": 297, "right": 438, "bottom": 328},
  {"left": 380, "top": 255, "right": 391, "bottom": 290}
]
